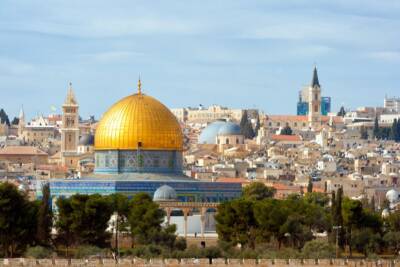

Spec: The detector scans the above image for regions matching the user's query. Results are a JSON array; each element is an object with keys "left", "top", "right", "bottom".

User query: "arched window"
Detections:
[
  {"left": 226, "top": 138, "right": 229, "bottom": 145},
  {"left": 236, "top": 138, "right": 239, "bottom": 144}
]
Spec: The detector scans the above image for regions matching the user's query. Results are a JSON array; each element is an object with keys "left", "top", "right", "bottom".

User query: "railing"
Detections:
[{"left": 0, "top": 258, "right": 397, "bottom": 267}]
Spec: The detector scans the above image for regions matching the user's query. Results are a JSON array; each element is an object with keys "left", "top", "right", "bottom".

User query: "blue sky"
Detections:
[{"left": 0, "top": 0, "right": 399, "bottom": 120}]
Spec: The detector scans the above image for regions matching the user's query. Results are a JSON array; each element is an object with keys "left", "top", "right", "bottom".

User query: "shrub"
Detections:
[
  {"left": 302, "top": 240, "right": 335, "bottom": 259},
  {"left": 74, "top": 245, "right": 105, "bottom": 259},
  {"left": 25, "top": 246, "right": 53, "bottom": 259}
]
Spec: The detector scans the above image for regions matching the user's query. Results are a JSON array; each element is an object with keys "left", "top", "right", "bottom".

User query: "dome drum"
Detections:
[{"left": 95, "top": 150, "right": 182, "bottom": 174}]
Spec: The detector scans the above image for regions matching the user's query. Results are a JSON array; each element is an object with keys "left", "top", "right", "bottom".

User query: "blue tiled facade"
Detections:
[
  {"left": 95, "top": 150, "right": 183, "bottom": 174},
  {"left": 42, "top": 179, "right": 242, "bottom": 203}
]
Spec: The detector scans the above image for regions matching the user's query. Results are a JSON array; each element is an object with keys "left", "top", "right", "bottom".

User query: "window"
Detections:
[
  {"left": 315, "top": 93, "right": 318, "bottom": 101},
  {"left": 226, "top": 138, "right": 229, "bottom": 145},
  {"left": 236, "top": 138, "right": 239, "bottom": 144}
]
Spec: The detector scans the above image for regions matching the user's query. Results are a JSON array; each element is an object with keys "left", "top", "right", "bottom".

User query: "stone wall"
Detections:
[{"left": 1, "top": 258, "right": 399, "bottom": 267}]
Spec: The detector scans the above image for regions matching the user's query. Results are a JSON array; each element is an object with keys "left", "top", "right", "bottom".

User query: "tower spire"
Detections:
[
  {"left": 311, "top": 65, "right": 320, "bottom": 87},
  {"left": 137, "top": 76, "right": 142, "bottom": 95}
]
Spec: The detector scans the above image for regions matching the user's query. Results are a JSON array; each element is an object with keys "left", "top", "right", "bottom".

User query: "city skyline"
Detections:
[{"left": 1, "top": 0, "right": 399, "bottom": 119}]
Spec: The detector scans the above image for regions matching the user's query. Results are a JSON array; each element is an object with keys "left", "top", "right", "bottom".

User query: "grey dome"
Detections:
[
  {"left": 198, "top": 120, "right": 226, "bottom": 144},
  {"left": 79, "top": 134, "right": 95, "bottom": 146},
  {"left": 198, "top": 120, "right": 241, "bottom": 144},
  {"left": 218, "top": 122, "right": 241, "bottom": 135},
  {"left": 153, "top": 185, "right": 177, "bottom": 201}
]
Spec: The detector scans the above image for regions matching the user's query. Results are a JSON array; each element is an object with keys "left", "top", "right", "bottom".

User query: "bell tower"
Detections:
[
  {"left": 61, "top": 82, "right": 79, "bottom": 168},
  {"left": 308, "top": 66, "right": 321, "bottom": 128}
]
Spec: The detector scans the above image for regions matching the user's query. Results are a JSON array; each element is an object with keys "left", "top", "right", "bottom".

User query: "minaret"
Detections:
[
  {"left": 61, "top": 82, "right": 79, "bottom": 168},
  {"left": 308, "top": 66, "right": 322, "bottom": 128},
  {"left": 18, "top": 106, "right": 25, "bottom": 137}
]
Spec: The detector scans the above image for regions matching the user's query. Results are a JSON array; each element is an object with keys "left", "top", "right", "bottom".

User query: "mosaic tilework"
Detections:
[
  {"left": 95, "top": 150, "right": 182, "bottom": 173},
  {"left": 42, "top": 179, "right": 242, "bottom": 203}
]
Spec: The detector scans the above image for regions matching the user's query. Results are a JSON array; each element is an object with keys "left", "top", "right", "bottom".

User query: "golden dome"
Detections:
[{"left": 95, "top": 92, "right": 183, "bottom": 151}]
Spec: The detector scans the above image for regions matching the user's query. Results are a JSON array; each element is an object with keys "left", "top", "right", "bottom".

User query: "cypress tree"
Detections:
[
  {"left": 335, "top": 187, "right": 345, "bottom": 248},
  {"left": 240, "top": 110, "right": 255, "bottom": 139},
  {"left": 373, "top": 116, "right": 380, "bottom": 139},
  {"left": 360, "top": 126, "right": 368, "bottom": 140},
  {"left": 337, "top": 106, "right": 346, "bottom": 117},
  {"left": 36, "top": 184, "right": 53, "bottom": 247},
  {"left": 254, "top": 116, "right": 261, "bottom": 137},
  {"left": 390, "top": 119, "right": 398, "bottom": 141},
  {"left": 0, "top": 109, "right": 10, "bottom": 126},
  {"left": 307, "top": 178, "right": 313, "bottom": 193}
]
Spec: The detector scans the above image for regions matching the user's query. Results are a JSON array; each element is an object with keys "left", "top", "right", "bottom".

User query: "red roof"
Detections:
[
  {"left": 271, "top": 134, "right": 302, "bottom": 142},
  {"left": 0, "top": 146, "right": 48, "bottom": 156}
]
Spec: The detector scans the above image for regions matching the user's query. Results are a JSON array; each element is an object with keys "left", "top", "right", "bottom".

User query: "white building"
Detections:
[{"left": 384, "top": 97, "right": 400, "bottom": 113}]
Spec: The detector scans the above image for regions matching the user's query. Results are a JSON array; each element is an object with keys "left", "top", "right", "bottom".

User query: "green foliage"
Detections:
[
  {"left": 36, "top": 184, "right": 53, "bottom": 247},
  {"left": 215, "top": 198, "right": 258, "bottom": 249},
  {"left": 242, "top": 182, "right": 276, "bottom": 201},
  {"left": 240, "top": 110, "right": 255, "bottom": 139},
  {"left": 360, "top": 126, "right": 368, "bottom": 140},
  {"left": 337, "top": 106, "right": 346, "bottom": 117},
  {"left": 304, "top": 192, "right": 329, "bottom": 207},
  {"left": 128, "top": 193, "right": 164, "bottom": 246},
  {"left": 280, "top": 125, "right": 293, "bottom": 135},
  {"left": 0, "top": 109, "right": 10, "bottom": 126},
  {"left": 25, "top": 246, "right": 53, "bottom": 259},
  {"left": 351, "top": 228, "right": 381, "bottom": 257},
  {"left": 55, "top": 194, "right": 113, "bottom": 248},
  {"left": 383, "top": 231, "right": 400, "bottom": 254},
  {"left": 254, "top": 116, "right": 261, "bottom": 137},
  {"left": 11, "top": 117, "right": 19, "bottom": 125},
  {"left": 307, "top": 179, "right": 313, "bottom": 193},
  {"left": 0, "top": 182, "right": 38, "bottom": 257},
  {"left": 301, "top": 240, "right": 335, "bottom": 259}
]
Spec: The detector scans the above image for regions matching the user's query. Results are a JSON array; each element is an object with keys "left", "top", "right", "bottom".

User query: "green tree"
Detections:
[
  {"left": 373, "top": 116, "right": 380, "bottom": 139},
  {"left": 383, "top": 231, "right": 400, "bottom": 254},
  {"left": 360, "top": 126, "right": 368, "bottom": 140},
  {"left": 215, "top": 198, "right": 258, "bottom": 249},
  {"left": 304, "top": 192, "right": 329, "bottom": 207},
  {"left": 240, "top": 110, "right": 255, "bottom": 139},
  {"left": 0, "top": 183, "right": 38, "bottom": 257},
  {"left": 128, "top": 193, "right": 164, "bottom": 246},
  {"left": 390, "top": 119, "right": 399, "bottom": 141},
  {"left": 280, "top": 125, "right": 293, "bottom": 135},
  {"left": 55, "top": 197, "right": 75, "bottom": 255},
  {"left": 254, "top": 116, "right": 261, "bottom": 137},
  {"left": 307, "top": 178, "right": 313, "bottom": 193},
  {"left": 55, "top": 194, "right": 113, "bottom": 249},
  {"left": 253, "top": 199, "right": 289, "bottom": 248},
  {"left": 0, "top": 109, "right": 10, "bottom": 126},
  {"left": 36, "top": 184, "right": 53, "bottom": 247},
  {"left": 351, "top": 228, "right": 381, "bottom": 257},
  {"left": 337, "top": 106, "right": 346, "bottom": 117},
  {"left": 11, "top": 117, "right": 19, "bottom": 125},
  {"left": 342, "top": 198, "right": 363, "bottom": 256},
  {"left": 242, "top": 182, "right": 276, "bottom": 201}
]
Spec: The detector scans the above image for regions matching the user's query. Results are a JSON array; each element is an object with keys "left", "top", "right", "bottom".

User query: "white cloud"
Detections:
[
  {"left": 81, "top": 51, "right": 144, "bottom": 63},
  {"left": 368, "top": 51, "right": 400, "bottom": 62},
  {"left": 0, "top": 58, "right": 35, "bottom": 76}
]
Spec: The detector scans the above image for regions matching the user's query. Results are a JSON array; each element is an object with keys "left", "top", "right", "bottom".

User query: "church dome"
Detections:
[
  {"left": 95, "top": 89, "right": 183, "bottom": 151},
  {"left": 79, "top": 134, "right": 94, "bottom": 146},
  {"left": 217, "top": 122, "right": 241, "bottom": 135},
  {"left": 153, "top": 185, "right": 177, "bottom": 201},
  {"left": 199, "top": 120, "right": 243, "bottom": 145}
]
